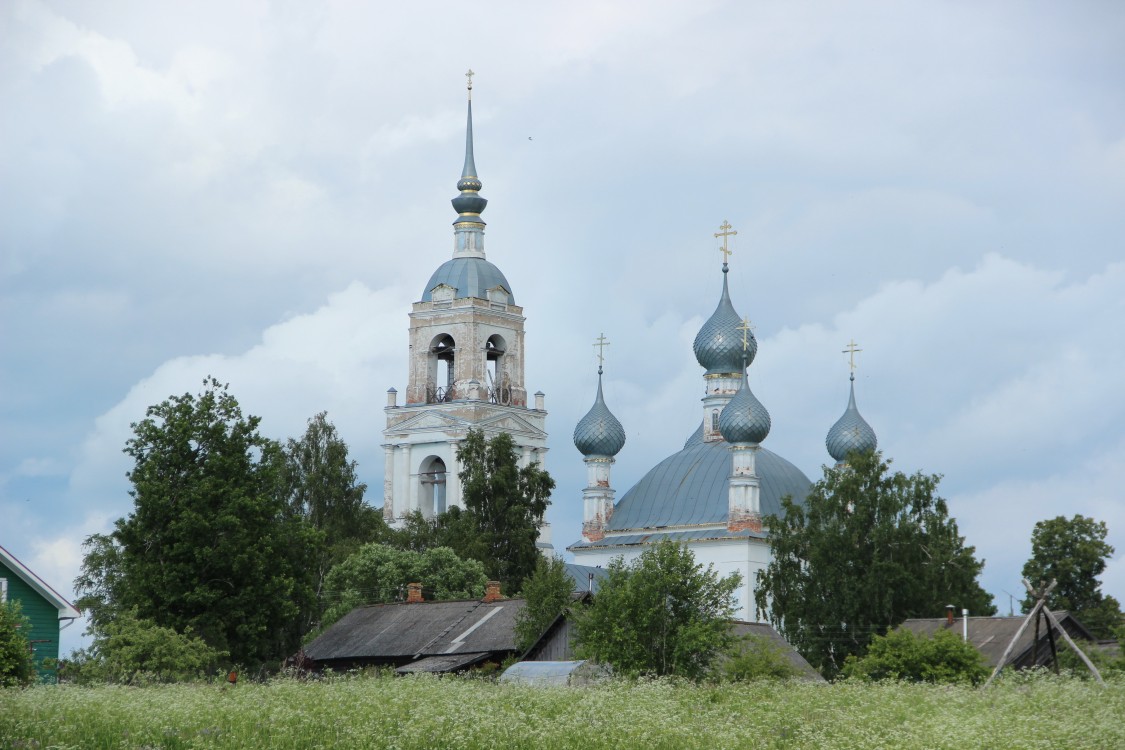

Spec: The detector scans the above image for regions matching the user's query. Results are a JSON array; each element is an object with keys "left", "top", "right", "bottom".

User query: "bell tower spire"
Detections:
[{"left": 451, "top": 69, "right": 487, "bottom": 258}]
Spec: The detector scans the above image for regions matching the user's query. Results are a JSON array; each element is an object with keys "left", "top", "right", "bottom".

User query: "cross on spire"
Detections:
[
  {"left": 465, "top": 69, "right": 474, "bottom": 99},
  {"left": 737, "top": 317, "right": 755, "bottom": 352},
  {"left": 843, "top": 339, "right": 862, "bottom": 374},
  {"left": 593, "top": 333, "right": 610, "bottom": 371},
  {"left": 714, "top": 220, "right": 737, "bottom": 266}
]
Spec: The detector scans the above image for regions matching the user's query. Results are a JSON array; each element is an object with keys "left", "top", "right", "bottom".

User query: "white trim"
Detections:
[{"left": 0, "top": 544, "right": 81, "bottom": 619}]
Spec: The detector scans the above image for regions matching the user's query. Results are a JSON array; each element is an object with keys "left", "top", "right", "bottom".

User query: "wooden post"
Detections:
[
  {"left": 1040, "top": 607, "right": 1105, "bottom": 686},
  {"left": 983, "top": 598, "right": 1044, "bottom": 688}
]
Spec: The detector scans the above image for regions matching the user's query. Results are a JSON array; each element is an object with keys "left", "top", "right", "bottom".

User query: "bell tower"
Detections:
[{"left": 382, "top": 74, "right": 550, "bottom": 537}]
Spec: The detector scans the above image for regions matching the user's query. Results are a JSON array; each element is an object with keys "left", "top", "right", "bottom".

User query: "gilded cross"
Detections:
[
  {"left": 714, "top": 220, "right": 737, "bottom": 264},
  {"left": 843, "top": 339, "right": 862, "bottom": 373},
  {"left": 593, "top": 333, "right": 610, "bottom": 368},
  {"left": 737, "top": 317, "right": 755, "bottom": 352}
]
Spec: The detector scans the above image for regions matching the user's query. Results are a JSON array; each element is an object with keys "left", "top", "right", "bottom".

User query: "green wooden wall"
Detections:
[{"left": 1, "top": 560, "right": 62, "bottom": 683}]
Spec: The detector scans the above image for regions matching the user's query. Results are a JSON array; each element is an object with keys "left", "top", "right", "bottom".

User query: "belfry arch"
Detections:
[
  {"left": 428, "top": 333, "right": 456, "bottom": 403},
  {"left": 418, "top": 455, "right": 448, "bottom": 517}
]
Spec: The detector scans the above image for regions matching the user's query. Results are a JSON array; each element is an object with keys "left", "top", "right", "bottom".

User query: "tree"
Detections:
[
  {"left": 840, "top": 628, "right": 989, "bottom": 684},
  {"left": 0, "top": 601, "right": 35, "bottom": 687},
  {"left": 280, "top": 412, "right": 389, "bottom": 626},
  {"left": 756, "top": 450, "right": 995, "bottom": 679},
  {"left": 721, "top": 635, "right": 801, "bottom": 682},
  {"left": 318, "top": 543, "right": 488, "bottom": 630},
  {"left": 573, "top": 541, "right": 741, "bottom": 679},
  {"left": 455, "top": 429, "right": 555, "bottom": 594},
  {"left": 1021, "top": 515, "right": 1122, "bottom": 639},
  {"left": 75, "top": 377, "right": 320, "bottom": 667},
  {"left": 514, "top": 556, "right": 575, "bottom": 652}
]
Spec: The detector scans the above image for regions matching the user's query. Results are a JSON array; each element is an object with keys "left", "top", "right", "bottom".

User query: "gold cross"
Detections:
[
  {"left": 843, "top": 339, "right": 862, "bottom": 373},
  {"left": 714, "top": 220, "right": 737, "bottom": 264},
  {"left": 737, "top": 318, "right": 755, "bottom": 352},
  {"left": 593, "top": 333, "right": 610, "bottom": 368},
  {"left": 465, "top": 69, "right": 474, "bottom": 99}
]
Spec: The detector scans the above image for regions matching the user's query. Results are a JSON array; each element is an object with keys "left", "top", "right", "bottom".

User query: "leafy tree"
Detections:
[
  {"left": 721, "top": 634, "right": 801, "bottom": 682},
  {"left": 514, "top": 556, "right": 575, "bottom": 652},
  {"left": 455, "top": 429, "right": 555, "bottom": 594},
  {"left": 75, "top": 377, "right": 319, "bottom": 667},
  {"left": 280, "top": 412, "right": 389, "bottom": 626},
  {"left": 0, "top": 601, "right": 35, "bottom": 687},
  {"left": 756, "top": 450, "right": 995, "bottom": 679},
  {"left": 840, "top": 628, "right": 989, "bottom": 684},
  {"left": 1021, "top": 515, "right": 1123, "bottom": 639},
  {"left": 64, "top": 610, "right": 227, "bottom": 685},
  {"left": 319, "top": 543, "right": 488, "bottom": 630},
  {"left": 573, "top": 541, "right": 741, "bottom": 679}
]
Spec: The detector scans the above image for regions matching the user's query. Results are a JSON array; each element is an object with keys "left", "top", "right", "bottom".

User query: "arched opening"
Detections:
[
  {"left": 428, "top": 334, "right": 456, "bottom": 403},
  {"left": 711, "top": 409, "right": 720, "bottom": 433},
  {"left": 419, "top": 456, "right": 447, "bottom": 517},
  {"left": 485, "top": 334, "right": 510, "bottom": 405}
]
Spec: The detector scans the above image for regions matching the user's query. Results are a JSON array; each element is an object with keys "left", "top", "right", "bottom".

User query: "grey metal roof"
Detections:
[
  {"left": 421, "top": 257, "right": 515, "bottom": 304},
  {"left": 568, "top": 526, "right": 766, "bottom": 550},
  {"left": 573, "top": 372, "right": 626, "bottom": 457},
  {"left": 729, "top": 622, "right": 825, "bottom": 681},
  {"left": 719, "top": 375, "right": 771, "bottom": 445},
  {"left": 604, "top": 424, "right": 811, "bottom": 531},
  {"left": 900, "top": 611, "right": 1096, "bottom": 669},
  {"left": 826, "top": 375, "right": 877, "bottom": 462},
  {"left": 563, "top": 563, "right": 608, "bottom": 593},
  {"left": 499, "top": 660, "right": 612, "bottom": 686},
  {"left": 303, "top": 598, "right": 524, "bottom": 663}
]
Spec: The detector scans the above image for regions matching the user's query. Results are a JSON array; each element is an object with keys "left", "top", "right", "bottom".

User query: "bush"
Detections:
[
  {"left": 0, "top": 601, "right": 35, "bottom": 687},
  {"left": 721, "top": 634, "right": 800, "bottom": 682},
  {"left": 842, "top": 628, "right": 989, "bottom": 685}
]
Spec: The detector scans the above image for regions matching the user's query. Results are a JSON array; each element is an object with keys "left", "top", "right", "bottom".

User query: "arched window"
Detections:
[
  {"left": 711, "top": 409, "right": 720, "bottom": 432},
  {"left": 485, "top": 334, "right": 510, "bottom": 405},
  {"left": 419, "top": 456, "right": 447, "bottom": 517},
  {"left": 428, "top": 334, "right": 456, "bottom": 403}
]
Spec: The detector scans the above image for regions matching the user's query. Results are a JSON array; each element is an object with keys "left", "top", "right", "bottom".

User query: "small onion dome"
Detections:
[
  {"left": 451, "top": 99, "right": 488, "bottom": 219},
  {"left": 693, "top": 268, "right": 756, "bottom": 374},
  {"left": 826, "top": 374, "right": 878, "bottom": 462},
  {"left": 573, "top": 371, "right": 626, "bottom": 457},
  {"left": 719, "top": 370, "right": 771, "bottom": 444}
]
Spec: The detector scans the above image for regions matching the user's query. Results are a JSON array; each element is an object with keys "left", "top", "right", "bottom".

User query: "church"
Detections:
[{"left": 380, "top": 75, "right": 878, "bottom": 619}]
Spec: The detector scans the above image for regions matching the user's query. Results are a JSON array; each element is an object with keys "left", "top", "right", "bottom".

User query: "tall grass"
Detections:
[{"left": 2, "top": 671, "right": 1122, "bottom": 749}]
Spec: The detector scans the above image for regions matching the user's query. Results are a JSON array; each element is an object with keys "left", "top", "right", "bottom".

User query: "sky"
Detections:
[{"left": 2, "top": 0, "right": 1123, "bottom": 655}]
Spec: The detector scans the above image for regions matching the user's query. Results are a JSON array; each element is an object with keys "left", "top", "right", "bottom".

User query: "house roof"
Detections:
[
  {"left": 303, "top": 597, "right": 525, "bottom": 668},
  {"left": 899, "top": 612, "right": 1096, "bottom": 669},
  {"left": 0, "top": 543, "right": 80, "bottom": 619},
  {"left": 730, "top": 621, "right": 825, "bottom": 681}
]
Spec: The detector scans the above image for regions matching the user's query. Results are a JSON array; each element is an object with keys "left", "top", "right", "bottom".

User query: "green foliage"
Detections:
[
  {"left": 573, "top": 541, "right": 741, "bottom": 679},
  {"left": 514, "top": 556, "right": 574, "bottom": 652},
  {"left": 64, "top": 610, "right": 227, "bottom": 685},
  {"left": 721, "top": 634, "right": 801, "bottom": 682},
  {"left": 841, "top": 627, "right": 989, "bottom": 685},
  {"left": 756, "top": 450, "right": 995, "bottom": 680},
  {"left": 74, "top": 377, "right": 320, "bottom": 667},
  {"left": 454, "top": 429, "right": 555, "bottom": 594},
  {"left": 319, "top": 543, "right": 487, "bottom": 630},
  {"left": 1021, "top": 515, "right": 1123, "bottom": 639},
  {"left": 0, "top": 601, "right": 35, "bottom": 688}
]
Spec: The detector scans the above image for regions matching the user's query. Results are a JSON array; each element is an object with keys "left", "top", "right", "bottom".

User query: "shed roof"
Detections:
[
  {"left": 899, "top": 612, "right": 1096, "bottom": 669},
  {"left": 730, "top": 621, "right": 825, "bottom": 681},
  {"left": 0, "top": 543, "right": 80, "bottom": 619}
]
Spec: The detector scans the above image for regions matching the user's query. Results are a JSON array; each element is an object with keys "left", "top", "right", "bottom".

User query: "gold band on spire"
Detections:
[{"left": 714, "top": 220, "right": 737, "bottom": 264}]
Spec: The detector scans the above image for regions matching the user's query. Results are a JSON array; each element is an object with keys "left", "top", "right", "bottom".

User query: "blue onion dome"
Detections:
[
  {"left": 451, "top": 99, "right": 488, "bottom": 220},
  {"left": 719, "top": 370, "right": 771, "bottom": 444},
  {"left": 574, "top": 370, "right": 626, "bottom": 457},
  {"left": 693, "top": 268, "right": 756, "bottom": 374},
  {"left": 826, "top": 374, "right": 878, "bottom": 462}
]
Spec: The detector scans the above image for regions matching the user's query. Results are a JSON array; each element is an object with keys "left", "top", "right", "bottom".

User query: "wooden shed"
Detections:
[{"left": 0, "top": 544, "right": 81, "bottom": 683}]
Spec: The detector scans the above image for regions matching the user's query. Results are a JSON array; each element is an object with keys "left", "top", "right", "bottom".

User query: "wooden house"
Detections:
[
  {"left": 0, "top": 544, "right": 81, "bottom": 683},
  {"left": 900, "top": 611, "right": 1097, "bottom": 670}
]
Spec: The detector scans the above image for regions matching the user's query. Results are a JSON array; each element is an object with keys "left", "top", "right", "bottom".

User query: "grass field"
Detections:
[{"left": 2, "top": 672, "right": 1122, "bottom": 749}]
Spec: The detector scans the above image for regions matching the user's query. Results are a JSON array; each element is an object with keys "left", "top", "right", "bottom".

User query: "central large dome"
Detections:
[
  {"left": 607, "top": 425, "right": 811, "bottom": 531},
  {"left": 421, "top": 257, "right": 515, "bottom": 305}
]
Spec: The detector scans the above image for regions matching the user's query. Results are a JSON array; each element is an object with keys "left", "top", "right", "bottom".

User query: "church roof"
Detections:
[
  {"left": 604, "top": 425, "right": 811, "bottom": 531},
  {"left": 573, "top": 370, "right": 626, "bottom": 457},
  {"left": 826, "top": 374, "right": 877, "bottom": 462},
  {"left": 421, "top": 257, "right": 515, "bottom": 305}
]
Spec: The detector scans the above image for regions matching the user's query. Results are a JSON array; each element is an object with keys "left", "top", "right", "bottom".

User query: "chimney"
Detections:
[
  {"left": 407, "top": 582, "right": 424, "bottom": 603},
  {"left": 482, "top": 581, "right": 503, "bottom": 603},
  {"left": 534, "top": 391, "right": 545, "bottom": 411},
  {"left": 386, "top": 387, "right": 398, "bottom": 408},
  {"left": 946, "top": 604, "right": 955, "bottom": 626}
]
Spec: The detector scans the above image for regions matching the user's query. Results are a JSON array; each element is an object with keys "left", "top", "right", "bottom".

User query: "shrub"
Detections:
[
  {"left": 721, "top": 634, "right": 800, "bottom": 681},
  {"left": 842, "top": 627, "right": 989, "bottom": 684},
  {"left": 0, "top": 601, "right": 35, "bottom": 687}
]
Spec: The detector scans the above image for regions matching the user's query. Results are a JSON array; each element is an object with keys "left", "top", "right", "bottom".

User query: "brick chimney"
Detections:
[
  {"left": 407, "top": 582, "right": 424, "bottom": 603},
  {"left": 482, "top": 581, "right": 503, "bottom": 603},
  {"left": 946, "top": 604, "right": 955, "bottom": 626}
]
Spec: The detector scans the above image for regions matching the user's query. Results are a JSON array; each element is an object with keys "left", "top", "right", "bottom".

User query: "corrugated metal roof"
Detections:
[
  {"left": 304, "top": 598, "right": 524, "bottom": 662},
  {"left": 421, "top": 257, "right": 515, "bottom": 304},
  {"left": 564, "top": 563, "right": 608, "bottom": 593},
  {"left": 606, "top": 424, "right": 811, "bottom": 531}
]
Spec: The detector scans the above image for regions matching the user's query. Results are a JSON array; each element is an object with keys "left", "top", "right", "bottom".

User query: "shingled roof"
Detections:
[
  {"left": 900, "top": 611, "right": 1096, "bottom": 669},
  {"left": 303, "top": 597, "right": 526, "bottom": 673}
]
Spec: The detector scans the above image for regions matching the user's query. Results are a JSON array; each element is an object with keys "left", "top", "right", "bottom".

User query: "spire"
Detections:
[
  {"left": 826, "top": 344, "right": 878, "bottom": 463},
  {"left": 694, "top": 222, "right": 755, "bottom": 374},
  {"left": 451, "top": 69, "right": 487, "bottom": 225}
]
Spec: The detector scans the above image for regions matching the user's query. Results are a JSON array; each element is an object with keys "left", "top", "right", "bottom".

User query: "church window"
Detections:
[
  {"left": 711, "top": 410, "right": 720, "bottom": 432},
  {"left": 418, "top": 456, "right": 447, "bottom": 517},
  {"left": 428, "top": 334, "right": 456, "bottom": 403},
  {"left": 486, "top": 334, "right": 511, "bottom": 405}
]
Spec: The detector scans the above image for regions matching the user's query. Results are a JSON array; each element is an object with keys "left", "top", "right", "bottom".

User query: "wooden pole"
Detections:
[
  {"left": 983, "top": 598, "right": 1045, "bottom": 688},
  {"left": 1040, "top": 607, "right": 1105, "bottom": 686}
]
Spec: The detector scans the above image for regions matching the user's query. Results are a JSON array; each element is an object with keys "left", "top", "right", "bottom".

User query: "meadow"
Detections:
[{"left": 2, "top": 672, "right": 1123, "bottom": 749}]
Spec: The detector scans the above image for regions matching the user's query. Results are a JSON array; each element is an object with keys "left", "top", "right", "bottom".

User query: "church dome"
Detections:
[
  {"left": 605, "top": 425, "right": 810, "bottom": 531},
  {"left": 421, "top": 257, "right": 515, "bottom": 305},
  {"left": 573, "top": 372, "right": 626, "bottom": 457},
  {"left": 693, "top": 270, "right": 755, "bottom": 375},
  {"left": 719, "top": 373, "right": 771, "bottom": 444},
  {"left": 826, "top": 375, "right": 878, "bottom": 462}
]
